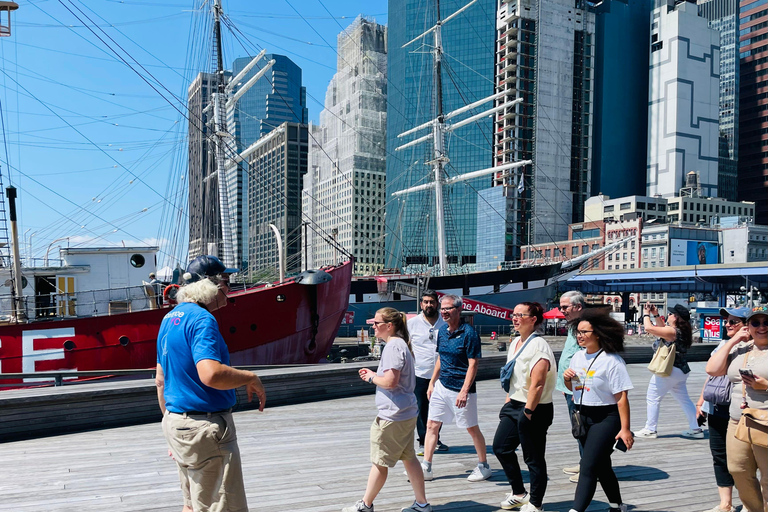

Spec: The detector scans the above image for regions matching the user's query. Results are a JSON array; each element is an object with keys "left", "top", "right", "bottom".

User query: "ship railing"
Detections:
[{"left": 0, "top": 284, "right": 162, "bottom": 323}]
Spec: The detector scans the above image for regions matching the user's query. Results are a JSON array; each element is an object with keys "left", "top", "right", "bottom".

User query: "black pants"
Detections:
[
  {"left": 572, "top": 405, "right": 622, "bottom": 512},
  {"left": 414, "top": 376, "right": 441, "bottom": 445},
  {"left": 492, "top": 400, "right": 554, "bottom": 508},
  {"left": 708, "top": 408, "right": 734, "bottom": 488}
]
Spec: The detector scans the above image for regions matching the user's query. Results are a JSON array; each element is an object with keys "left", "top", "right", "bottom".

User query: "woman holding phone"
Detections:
[
  {"left": 705, "top": 305, "right": 768, "bottom": 512},
  {"left": 563, "top": 309, "right": 633, "bottom": 512}
]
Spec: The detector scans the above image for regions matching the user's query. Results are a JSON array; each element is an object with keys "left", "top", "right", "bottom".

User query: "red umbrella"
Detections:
[{"left": 543, "top": 308, "right": 565, "bottom": 319}]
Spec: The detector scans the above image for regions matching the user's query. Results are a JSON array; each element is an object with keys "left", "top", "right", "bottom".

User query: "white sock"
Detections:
[
  {"left": 423, "top": 461, "right": 432, "bottom": 471},
  {"left": 416, "top": 502, "right": 428, "bottom": 507}
]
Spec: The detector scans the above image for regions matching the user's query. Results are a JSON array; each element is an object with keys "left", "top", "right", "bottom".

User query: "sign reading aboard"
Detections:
[{"left": 435, "top": 292, "right": 514, "bottom": 321}]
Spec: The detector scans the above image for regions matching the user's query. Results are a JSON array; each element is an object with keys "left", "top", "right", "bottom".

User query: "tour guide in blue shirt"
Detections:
[
  {"left": 421, "top": 294, "right": 492, "bottom": 482},
  {"left": 155, "top": 255, "right": 266, "bottom": 512}
]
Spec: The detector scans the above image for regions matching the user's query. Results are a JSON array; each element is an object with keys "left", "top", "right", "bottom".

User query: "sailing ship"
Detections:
[{"left": 0, "top": 1, "right": 353, "bottom": 385}]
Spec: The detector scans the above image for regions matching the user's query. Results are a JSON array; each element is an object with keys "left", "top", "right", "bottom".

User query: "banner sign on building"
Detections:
[
  {"left": 670, "top": 240, "right": 719, "bottom": 266},
  {"left": 702, "top": 315, "right": 721, "bottom": 341},
  {"left": 435, "top": 291, "right": 515, "bottom": 321}
]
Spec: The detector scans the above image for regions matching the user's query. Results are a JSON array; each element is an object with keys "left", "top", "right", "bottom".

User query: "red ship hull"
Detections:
[{"left": 0, "top": 261, "right": 352, "bottom": 385}]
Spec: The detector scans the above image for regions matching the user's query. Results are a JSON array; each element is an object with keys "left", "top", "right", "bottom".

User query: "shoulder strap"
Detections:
[
  {"left": 578, "top": 349, "right": 603, "bottom": 407},
  {"left": 509, "top": 332, "right": 537, "bottom": 364}
]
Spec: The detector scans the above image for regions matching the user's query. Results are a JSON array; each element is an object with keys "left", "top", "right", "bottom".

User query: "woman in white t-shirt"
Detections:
[
  {"left": 492, "top": 302, "right": 557, "bottom": 512},
  {"left": 563, "top": 309, "right": 634, "bottom": 512},
  {"left": 343, "top": 307, "right": 432, "bottom": 512}
]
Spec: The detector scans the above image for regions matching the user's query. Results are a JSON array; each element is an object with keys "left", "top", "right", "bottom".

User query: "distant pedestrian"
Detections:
[
  {"left": 420, "top": 294, "right": 491, "bottom": 482},
  {"left": 343, "top": 307, "right": 432, "bottom": 512},
  {"left": 556, "top": 291, "right": 585, "bottom": 483},
  {"left": 636, "top": 303, "right": 702, "bottom": 439},
  {"left": 697, "top": 307, "right": 750, "bottom": 512},
  {"left": 155, "top": 255, "right": 266, "bottom": 512},
  {"left": 705, "top": 305, "right": 768, "bottom": 512},
  {"left": 564, "top": 309, "right": 633, "bottom": 512},
  {"left": 149, "top": 272, "right": 163, "bottom": 306},
  {"left": 493, "top": 302, "right": 557, "bottom": 512},
  {"left": 407, "top": 290, "right": 449, "bottom": 456}
]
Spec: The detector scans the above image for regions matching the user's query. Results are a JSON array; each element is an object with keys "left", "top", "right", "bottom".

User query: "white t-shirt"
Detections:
[
  {"left": 507, "top": 334, "right": 557, "bottom": 405},
  {"left": 407, "top": 313, "right": 446, "bottom": 379},
  {"left": 569, "top": 350, "right": 633, "bottom": 406}
]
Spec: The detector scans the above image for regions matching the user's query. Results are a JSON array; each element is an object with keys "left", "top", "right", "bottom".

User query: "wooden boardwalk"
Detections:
[{"left": 0, "top": 362, "right": 738, "bottom": 512}]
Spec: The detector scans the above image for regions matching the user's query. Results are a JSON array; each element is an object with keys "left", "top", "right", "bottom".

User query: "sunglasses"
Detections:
[
  {"left": 371, "top": 320, "right": 390, "bottom": 327},
  {"left": 576, "top": 330, "right": 594, "bottom": 336},
  {"left": 429, "top": 328, "right": 435, "bottom": 341},
  {"left": 558, "top": 305, "right": 571, "bottom": 311},
  {"left": 750, "top": 319, "right": 768, "bottom": 328},
  {"left": 726, "top": 319, "right": 743, "bottom": 326}
]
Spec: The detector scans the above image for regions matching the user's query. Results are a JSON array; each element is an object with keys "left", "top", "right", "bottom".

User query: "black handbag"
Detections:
[{"left": 571, "top": 350, "right": 603, "bottom": 439}]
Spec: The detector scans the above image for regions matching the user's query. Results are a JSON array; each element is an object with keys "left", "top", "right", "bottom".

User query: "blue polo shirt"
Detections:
[
  {"left": 436, "top": 321, "right": 482, "bottom": 393},
  {"left": 157, "top": 302, "right": 236, "bottom": 413}
]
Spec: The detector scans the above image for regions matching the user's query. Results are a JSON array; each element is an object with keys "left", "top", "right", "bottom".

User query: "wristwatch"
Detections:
[
  {"left": 367, "top": 376, "right": 374, "bottom": 384},
  {"left": 524, "top": 407, "right": 534, "bottom": 416}
]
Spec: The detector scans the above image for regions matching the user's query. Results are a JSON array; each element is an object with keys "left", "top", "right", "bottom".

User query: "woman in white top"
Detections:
[
  {"left": 343, "top": 307, "right": 432, "bottom": 512},
  {"left": 563, "top": 309, "right": 634, "bottom": 512},
  {"left": 492, "top": 302, "right": 557, "bottom": 512}
]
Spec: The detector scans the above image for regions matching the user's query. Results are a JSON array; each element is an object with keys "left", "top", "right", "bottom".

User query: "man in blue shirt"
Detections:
[
  {"left": 155, "top": 255, "right": 266, "bottom": 512},
  {"left": 556, "top": 290, "right": 585, "bottom": 483},
  {"left": 421, "top": 294, "right": 491, "bottom": 482}
]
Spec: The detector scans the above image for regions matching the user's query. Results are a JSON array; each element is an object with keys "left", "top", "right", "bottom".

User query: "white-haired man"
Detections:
[
  {"left": 557, "top": 290, "right": 585, "bottom": 483},
  {"left": 420, "top": 294, "right": 491, "bottom": 482},
  {"left": 155, "top": 255, "right": 266, "bottom": 512}
]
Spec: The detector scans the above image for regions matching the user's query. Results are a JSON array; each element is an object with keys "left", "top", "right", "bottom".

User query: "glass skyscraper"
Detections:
[{"left": 385, "top": 0, "right": 496, "bottom": 270}]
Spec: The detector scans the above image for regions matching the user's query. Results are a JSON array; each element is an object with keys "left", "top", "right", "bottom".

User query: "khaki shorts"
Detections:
[
  {"left": 370, "top": 416, "right": 418, "bottom": 467},
  {"left": 162, "top": 410, "right": 248, "bottom": 512}
]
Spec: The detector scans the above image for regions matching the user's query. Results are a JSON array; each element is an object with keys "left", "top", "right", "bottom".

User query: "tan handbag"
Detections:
[
  {"left": 647, "top": 342, "right": 675, "bottom": 377},
  {"left": 734, "top": 408, "right": 768, "bottom": 448}
]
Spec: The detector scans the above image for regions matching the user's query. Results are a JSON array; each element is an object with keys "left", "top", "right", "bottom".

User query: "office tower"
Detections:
[
  {"left": 188, "top": 71, "right": 228, "bottom": 260},
  {"left": 226, "top": 55, "right": 308, "bottom": 270},
  {"left": 738, "top": 0, "right": 768, "bottom": 224},
  {"left": 493, "top": 0, "right": 597, "bottom": 260},
  {"left": 698, "top": 0, "right": 740, "bottom": 201},
  {"left": 302, "top": 17, "right": 387, "bottom": 275},
  {"left": 647, "top": 0, "right": 720, "bottom": 198},
  {"left": 592, "top": 0, "right": 652, "bottom": 199},
  {"left": 385, "top": 0, "right": 496, "bottom": 270},
  {"left": 246, "top": 122, "right": 308, "bottom": 278}
]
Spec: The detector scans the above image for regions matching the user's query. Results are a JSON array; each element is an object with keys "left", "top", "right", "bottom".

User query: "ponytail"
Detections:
[{"left": 376, "top": 307, "right": 413, "bottom": 354}]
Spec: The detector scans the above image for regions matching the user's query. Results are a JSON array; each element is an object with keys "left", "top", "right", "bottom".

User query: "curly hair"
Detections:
[
  {"left": 518, "top": 301, "right": 544, "bottom": 327},
  {"left": 176, "top": 278, "right": 219, "bottom": 306},
  {"left": 571, "top": 308, "right": 625, "bottom": 353},
  {"left": 377, "top": 307, "right": 412, "bottom": 353}
]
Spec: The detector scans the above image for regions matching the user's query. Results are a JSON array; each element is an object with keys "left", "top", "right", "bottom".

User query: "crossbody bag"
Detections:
[{"left": 571, "top": 349, "right": 603, "bottom": 439}]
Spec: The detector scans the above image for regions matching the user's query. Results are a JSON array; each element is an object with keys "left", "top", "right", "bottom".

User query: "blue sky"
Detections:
[{"left": 0, "top": 0, "right": 387, "bottom": 264}]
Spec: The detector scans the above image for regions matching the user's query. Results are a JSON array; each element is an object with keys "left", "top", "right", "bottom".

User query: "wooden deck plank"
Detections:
[{"left": 0, "top": 362, "right": 740, "bottom": 512}]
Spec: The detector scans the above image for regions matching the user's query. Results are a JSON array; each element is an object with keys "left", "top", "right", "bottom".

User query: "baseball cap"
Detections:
[
  {"left": 719, "top": 307, "right": 749, "bottom": 320},
  {"left": 667, "top": 304, "right": 691, "bottom": 322},
  {"left": 745, "top": 305, "right": 768, "bottom": 321},
  {"left": 183, "top": 255, "right": 238, "bottom": 284}
]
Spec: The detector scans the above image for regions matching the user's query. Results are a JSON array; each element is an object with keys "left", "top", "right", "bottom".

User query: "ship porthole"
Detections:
[
  {"left": 119, "top": 336, "right": 130, "bottom": 347},
  {"left": 305, "top": 339, "right": 317, "bottom": 355},
  {"left": 130, "top": 254, "right": 145, "bottom": 268},
  {"left": 276, "top": 294, "right": 286, "bottom": 302},
  {"left": 229, "top": 326, "right": 236, "bottom": 334},
  {"left": 63, "top": 340, "right": 75, "bottom": 351},
  {"left": 250, "top": 324, "right": 257, "bottom": 331}
]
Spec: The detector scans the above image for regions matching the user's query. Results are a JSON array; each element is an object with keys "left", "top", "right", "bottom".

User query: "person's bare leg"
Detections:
[
  {"left": 423, "top": 420, "right": 441, "bottom": 464},
  {"left": 362, "top": 464, "right": 388, "bottom": 507},
  {"left": 403, "top": 457, "right": 427, "bottom": 503},
  {"left": 182, "top": 507, "right": 193, "bottom": 512},
  {"left": 467, "top": 425, "right": 487, "bottom": 463},
  {"left": 717, "top": 485, "right": 733, "bottom": 510}
]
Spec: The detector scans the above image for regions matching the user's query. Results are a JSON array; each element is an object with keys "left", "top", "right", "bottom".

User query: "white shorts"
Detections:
[{"left": 427, "top": 380, "right": 479, "bottom": 429}]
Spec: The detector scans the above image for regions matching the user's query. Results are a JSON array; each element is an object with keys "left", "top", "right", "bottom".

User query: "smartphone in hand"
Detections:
[
  {"left": 613, "top": 433, "right": 633, "bottom": 452},
  {"left": 739, "top": 368, "right": 755, "bottom": 379},
  {"left": 697, "top": 412, "right": 707, "bottom": 427}
]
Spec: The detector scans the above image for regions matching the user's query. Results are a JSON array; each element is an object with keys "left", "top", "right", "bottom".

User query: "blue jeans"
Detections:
[{"left": 564, "top": 392, "right": 584, "bottom": 458}]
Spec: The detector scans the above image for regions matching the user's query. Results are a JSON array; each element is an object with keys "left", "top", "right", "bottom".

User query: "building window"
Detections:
[{"left": 620, "top": 202, "right": 631, "bottom": 210}]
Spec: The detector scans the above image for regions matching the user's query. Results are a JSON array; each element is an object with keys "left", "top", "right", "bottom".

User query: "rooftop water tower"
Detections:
[{"left": 0, "top": 1, "right": 18, "bottom": 37}]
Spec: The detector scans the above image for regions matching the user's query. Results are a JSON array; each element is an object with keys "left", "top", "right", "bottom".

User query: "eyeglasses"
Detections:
[
  {"left": 429, "top": 328, "right": 435, "bottom": 341},
  {"left": 511, "top": 313, "right": 533, "bottom": 319},
  {"left": 558, "top": 305, "right": 572, "bottom": 312},
  {"left": 726, "top": 319, "right": 743, "bottom": 326},
  {"left": 750, "top": 319, "right": 768, "bottom": 328},
  {"left": 440, "top": 306, "right": 458, "bottom": 313},
  {"left": 576, "top": 330, "right": 594, "bottom": 337},
  {"left": 371, "top": 320, "right": 390, "bottom": 327}
]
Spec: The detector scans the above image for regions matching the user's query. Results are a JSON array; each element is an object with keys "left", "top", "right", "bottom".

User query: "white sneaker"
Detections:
[
  {"left": 421, "top": 462, "right": 433, "bottom": 481},
  {"left": 681, "top": 428, "right": 704, "bottom": 439},
  {"left": 467, "top": 464, "right": 492, "bottom": 482},
  {"left": 500, "top": 491, "right": 529, "bottom": 510},
  {"left": 400, "top": 502, "right": 433, "bottom": 512},
  {"left": 416, "top": 444, "right": 425, "bottom": 456},
  {"left": 635, "top": 428, "right": 657, "bottom": 438},
  {"left": 520, "top": 503, "right": 544, "bottom": 512},
  {"left": 342, "top": 500, "right": 374, "bottom": 512}
]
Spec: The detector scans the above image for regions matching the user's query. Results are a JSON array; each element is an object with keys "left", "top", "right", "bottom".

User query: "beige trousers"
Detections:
[
  {"left": 726, "top": 418, "right": 768, "bottom": 512},
  {"left": 162, "top": 410, "right": 248, "bottom": 512}
]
